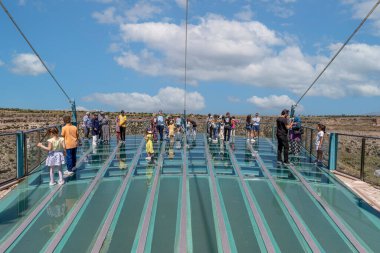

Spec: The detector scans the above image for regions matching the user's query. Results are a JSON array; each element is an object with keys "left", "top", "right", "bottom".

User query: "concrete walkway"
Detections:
[{"left": 334, "top": 171, "right": 380, "bottom": 212}]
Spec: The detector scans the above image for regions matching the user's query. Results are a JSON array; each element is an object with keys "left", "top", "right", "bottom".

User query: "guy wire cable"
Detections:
[
  {"left": 184, "top": 0, "right": 189, "bottom": 127},
  {"left": 0, "top": 1, "right": 72, "bottom": 103},
  {"left": 295, "top": 0, "right": 380, "bottom": 107}
]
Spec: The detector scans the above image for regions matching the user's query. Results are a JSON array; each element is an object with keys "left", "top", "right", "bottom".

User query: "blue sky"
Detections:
[{"left": 1, "top": 0, "right": 380, "bottom": 115}]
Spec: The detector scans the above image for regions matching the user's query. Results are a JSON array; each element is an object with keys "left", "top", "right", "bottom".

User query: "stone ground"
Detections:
[{"left": 334, "top": 171, "right": 380, "bottom": 212}]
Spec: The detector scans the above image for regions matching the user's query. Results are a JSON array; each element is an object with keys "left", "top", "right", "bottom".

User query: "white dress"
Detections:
[{"left": 45, "top": 137, "right": 65, "bottom": 166}]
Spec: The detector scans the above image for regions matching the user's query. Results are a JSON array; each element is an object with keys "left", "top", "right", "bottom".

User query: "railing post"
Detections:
[
  {"left": 16, "top": 131, "right": 25, "bottom": 178},
  {"left": 360, "top": 138, "right": 366, "bottom": 181},
  {"left": 71, "top": 99, "right": 78, "bottom": 126},
  {"left": 328, "top": 133, "right": 338, "bottom": 170},
  {"left": 309, "top": 129, "right": 314, "bottom": 158}
]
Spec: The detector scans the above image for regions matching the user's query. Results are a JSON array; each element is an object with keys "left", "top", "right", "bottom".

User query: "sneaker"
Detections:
[
  {"left": 49, "top": 181, "right": 56, "bottom": 186},
  {"left": 283, "top": 161, "right": 293, "bottom": 166},
  {"left": 276, "top": 161, "right": 283, "bottom": 165},
  {"left": 64, "top": 170, "right": 74, "bottom": 176},
  {"left": 58, "top": 179, "right": 65, "bottom": 185}
]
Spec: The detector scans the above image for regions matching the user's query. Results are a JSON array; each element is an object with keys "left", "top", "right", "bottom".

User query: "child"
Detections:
[
  {"left": 231, "top": 116, "right": 239, "bottom": 142},
  {"left": 37, "top": 127, "right": 65, "bottom": 186},
  {"left": 168, "top": 120, "right": 175, "bottom": 138},
  {"left": 61, "top": 115, "right": 79, "bottom": 176},
  {"left": 316, "top": 123, "right": 326, "bottom": 165},
  {"left": 145, "top": 130, "right": 154, "bottom": 162}
]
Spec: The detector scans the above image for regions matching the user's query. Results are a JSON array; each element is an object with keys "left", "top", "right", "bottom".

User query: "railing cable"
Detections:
[
  {"left": 0, "top": 1, "right": 71, "bottom": 102},
  {"left": 295, "top": 0, "right": 380, "bottom": 106},
  {"left": 183, "top": 0, "right": 189, "bottom": 124}
]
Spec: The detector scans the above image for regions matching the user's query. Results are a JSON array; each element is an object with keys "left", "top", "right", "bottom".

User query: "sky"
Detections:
[{"left": 0, "top": 0, "right": 380, "bottom": 115}]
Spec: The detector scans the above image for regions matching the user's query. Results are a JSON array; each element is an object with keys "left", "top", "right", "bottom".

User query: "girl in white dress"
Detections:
[
  {"left": 38, "top": 127, "right": 65, "bottom": 186},
  {"left": 315, "top": 123, "right": 326, "bottom": 165}
]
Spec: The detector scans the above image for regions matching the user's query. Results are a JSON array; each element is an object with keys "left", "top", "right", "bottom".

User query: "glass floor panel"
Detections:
[{"left": 1, "top": 135, "right": 380, "bottom": 252}]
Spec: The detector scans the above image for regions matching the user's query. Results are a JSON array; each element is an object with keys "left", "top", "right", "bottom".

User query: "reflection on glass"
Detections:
[
  {"left": 146, "top": 163, "right": 154, "bottom": 187},
  {"left": 117, "top": 151, "right": 127, "bottom": 170},
  {"left": 168, "top": 137, "right": 175, "bottom": 159}
]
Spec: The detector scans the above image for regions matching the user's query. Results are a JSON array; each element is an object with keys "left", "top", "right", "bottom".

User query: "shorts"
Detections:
[
  {"left": 245, "top": 124, "right": 252, "bottom": 130},
  {"left": 253, "top": 125, "right": 260, "bottom": 131}
]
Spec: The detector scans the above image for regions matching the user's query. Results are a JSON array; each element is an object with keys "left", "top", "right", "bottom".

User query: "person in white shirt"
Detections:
[
  {"left": 252, "top": 113, "right": 261, "bottom": 139},
  {"left": 315, "top": 123, "right": 326, "bottom": 165}
]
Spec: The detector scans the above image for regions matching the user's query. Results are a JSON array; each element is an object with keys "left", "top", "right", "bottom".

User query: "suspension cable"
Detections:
[
  {"left": 0, "top": 1, "right": 72, "bottom": 103},
  {"left": 184, "top": 0, "right": 189, "bottom": 123},
  {"left": 295, "top": 0, "right": 380, "bottom": 106}
]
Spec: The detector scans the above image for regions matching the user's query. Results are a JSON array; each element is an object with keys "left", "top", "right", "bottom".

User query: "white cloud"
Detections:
[
  {"left": 0, "top": 60, "right": 4, "bottom": 67},
  {"left": 260, "top": 0, "right": 296, "bottom": 18},
  {"left": 116, "top": 15, "right": 285, "bottom": 82},
  {"left": 175, "top": 0, "right": 186, "bottom": 9},
  {"left": 93, "top": 2, "right": 162, "bottom": 24},
  {"left": 92, "top": 7, "right": 121, "bottom": 24},
  {"left": 342, "top": 0, "right": 380, "bottom": 35},
  {"left": 11, "top": 53, "right": 47, "bottom": 76},
  {"left": 247, "top": 95, "right": 297, "bottom": 110},
  {"left": 82, "top": 86, "right": 205, "bottom": 112},
  {"left": 94, "top": 8, "right": 380, "bottom": 100},
  {"left": 76, "top": 106, "right": 90, "bottom": 111},
  {"left": 125, "top": 2, "right": 162, "bottom": 23},
  {"left": 349, "top": 84, "right": 380, "bottom": 96},
  {"left": 234, "top": 5, "right": 254, "bottom": 21}
]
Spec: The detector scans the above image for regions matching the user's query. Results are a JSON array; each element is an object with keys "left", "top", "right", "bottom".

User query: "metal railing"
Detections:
[
  {"left": 336, "top": 133, "right": 380, "bottom": 186},
  {"left": 23, "top": 124, "right": 62, "bottom": 174},
  {"left": 0, "top": 133, "right": 17, "bottom": 185},
  {"left": 2, "top": 118, "right": 379, "bottom": 188}
]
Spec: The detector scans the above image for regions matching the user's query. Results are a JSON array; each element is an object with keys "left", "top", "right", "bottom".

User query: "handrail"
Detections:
[
  {"left": 0, "top": 132, "right": 17, "bottom": 137},
  {"left": 335, "top": 133, "right": 380, "bottom": 139},
  {"left": 23, "top": 124, "right": 62, "bottom": 134}
]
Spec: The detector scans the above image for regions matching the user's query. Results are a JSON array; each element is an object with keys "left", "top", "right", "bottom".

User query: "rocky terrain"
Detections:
[{"left": 1, "top": 108, "right": 379, "bottom": 186}]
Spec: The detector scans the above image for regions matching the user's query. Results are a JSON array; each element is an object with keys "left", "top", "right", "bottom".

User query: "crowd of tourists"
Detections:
[
  {"left": 82, "top": 111, "right": 111, "bottom": 145},
  {"left": 36, "top": 108, "right": 326, "bottom": 186}
]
